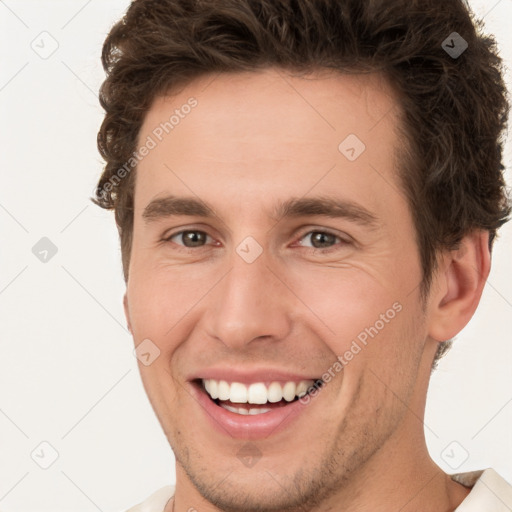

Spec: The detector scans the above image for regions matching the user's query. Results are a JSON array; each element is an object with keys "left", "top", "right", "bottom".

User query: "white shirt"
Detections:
[{"left": 124, "top": 468, "right": 512, "bottom": 512}]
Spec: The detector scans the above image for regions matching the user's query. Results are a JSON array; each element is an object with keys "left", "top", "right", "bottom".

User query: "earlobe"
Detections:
[
  {"left": 123, "top": 293, "right": 133, "bottom": 333},
  {"left": 428, "top": 231, "right": 490, "bottom": 342}
]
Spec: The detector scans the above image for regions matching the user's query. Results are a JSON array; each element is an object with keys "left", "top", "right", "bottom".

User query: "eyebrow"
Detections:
[
  {"left": 272, "top": 196, "right": 379, "bottom": 229},
  {"left": 143, "top": 196, "right": 214, "bottom": 220},
  {"left": 142, "top": 195, "right": 379, "bottom": 229}
]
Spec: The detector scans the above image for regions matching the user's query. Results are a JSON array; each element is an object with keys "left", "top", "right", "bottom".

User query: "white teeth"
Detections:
[
  {"left": 230, "top": 382, "right": 248, "bottom": 403},
  {"left": 248, "top": 383, "right": 268, "bottom": 404},
  {"left": 220, "top": 403, "right": 272, "bottom": 415},
  {"left": 218, "top": 380, "right": 230, "bottom": 401},
  {"left": 202, "top": 379, "right": 315, "bottom": 404},
  {"left": 205, "top": 379, "right": 218, "bottom": 399},
  {"left": 223, "top": 404, "right": 249, "bottom": 415},
  {"left": 267, "top": 382, "right": 283, "bottom": 403},
  {"left": 249, "top": 407, "right": 271, "bottom": 415},
  {"left": 296, "top": 381, "right": 309, "bottom": 398},
  {"left": 282, "top": 381, "right": 296, "bottom": 402}
]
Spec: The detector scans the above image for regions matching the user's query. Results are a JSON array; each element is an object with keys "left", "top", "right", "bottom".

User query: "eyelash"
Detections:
[{"left": 162, "top": 228, "right": 349, "bottom": 254}]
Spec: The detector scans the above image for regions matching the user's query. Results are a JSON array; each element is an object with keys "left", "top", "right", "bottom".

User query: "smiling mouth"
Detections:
[{"left": 197, "top": 378, "right": 324, "bottom": 415}]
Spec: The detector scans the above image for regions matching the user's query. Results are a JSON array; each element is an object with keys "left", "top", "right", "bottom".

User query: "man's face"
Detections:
[{"left": 125, "top": 69, "right": 432, "bottom": 510}]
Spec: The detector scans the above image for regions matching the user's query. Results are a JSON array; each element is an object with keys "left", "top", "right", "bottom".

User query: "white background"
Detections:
[{"left": 0, "top": 1, "right": 511, "bottom": 511}]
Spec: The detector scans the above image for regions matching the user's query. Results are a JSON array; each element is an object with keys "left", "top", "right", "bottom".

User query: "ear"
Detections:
[
  {"left": 123, "top": 293, "right": 133, "bottom": 334},
  {"left": 428, "top": 230, "right": 490, "bottom": 342}
]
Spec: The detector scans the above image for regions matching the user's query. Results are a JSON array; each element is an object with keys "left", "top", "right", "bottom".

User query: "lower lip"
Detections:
[{"left": 190, "top": 382, "right": 319, "bottom": 440}]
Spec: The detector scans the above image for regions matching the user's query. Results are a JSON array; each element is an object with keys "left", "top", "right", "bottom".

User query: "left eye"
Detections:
[
  {"left": 297, "top": 230, "right": 344, "bottom": 250},
  {"left": 167, "top": 230, "right": 213, "bottom": 248}
]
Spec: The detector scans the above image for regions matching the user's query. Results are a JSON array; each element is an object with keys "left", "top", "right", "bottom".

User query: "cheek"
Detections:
[
  {"left": 287, "top": 266, "right": 403, "bottom": 354},
  {"left": 126, "top": 263, "right": 217, "bottom": 342}
]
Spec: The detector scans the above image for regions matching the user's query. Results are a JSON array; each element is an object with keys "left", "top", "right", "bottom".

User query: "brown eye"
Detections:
[
  {"left": 168, "top": 230, "right": 211, "bottom": 248},
  {"left": 299, "top": 231, "right": 341, "bottom": 249}
]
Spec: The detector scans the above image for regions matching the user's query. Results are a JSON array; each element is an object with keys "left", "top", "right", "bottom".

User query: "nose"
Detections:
[{"left": 204, "top": 248, "right": 292, "bottom": 349}]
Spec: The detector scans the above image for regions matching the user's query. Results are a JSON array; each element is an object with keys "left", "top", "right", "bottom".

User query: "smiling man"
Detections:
[{"left": 95, "top": 1, "right": 512, "bottom": 511}]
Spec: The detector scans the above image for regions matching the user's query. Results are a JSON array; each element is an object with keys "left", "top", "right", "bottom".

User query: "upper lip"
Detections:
[{"left": 188, "top": 367, "right": 321, "bottom": 385}]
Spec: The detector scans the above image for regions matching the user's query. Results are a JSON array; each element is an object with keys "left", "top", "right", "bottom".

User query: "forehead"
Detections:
[{"left": 135, "top": 68, "right": 404, "bottom": 216}]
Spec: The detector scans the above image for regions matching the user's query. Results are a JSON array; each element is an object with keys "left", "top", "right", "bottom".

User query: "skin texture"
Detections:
[{"left": 123, "top": 68, "right": 489, "bottom": 512}]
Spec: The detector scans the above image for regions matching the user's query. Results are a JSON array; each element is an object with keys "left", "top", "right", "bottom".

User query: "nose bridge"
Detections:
[{"left": 206, "top": 246, "right": 291, "bottom": 347}]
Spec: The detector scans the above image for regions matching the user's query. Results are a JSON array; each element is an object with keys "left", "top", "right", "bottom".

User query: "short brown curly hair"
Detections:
[{"left": 94, "top": 0, "right": 510, "bottom": 367}]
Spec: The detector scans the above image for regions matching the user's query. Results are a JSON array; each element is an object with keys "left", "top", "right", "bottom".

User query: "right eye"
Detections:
[{"left": 164, "top": 230, "right": 215, "bottom": 249}]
